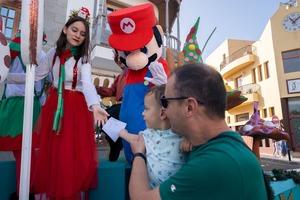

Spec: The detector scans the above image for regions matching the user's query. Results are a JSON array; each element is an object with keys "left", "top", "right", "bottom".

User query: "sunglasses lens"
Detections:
[{"left": 160, "top": 97, "right": 168, "bottom": 108}]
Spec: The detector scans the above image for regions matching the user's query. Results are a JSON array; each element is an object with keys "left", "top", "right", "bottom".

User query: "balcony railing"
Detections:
[
  {"left": 238, "top": 83, "right": 260, "bottom": 95},
  {"left": 220, "top": 45, "right": 256, "bottom": 70},
  {"left": 91, "top": 7, "right": 111, "bottom": 49},
  {"left": 163, "top": 33, "right": 181, "bottom": 52}
]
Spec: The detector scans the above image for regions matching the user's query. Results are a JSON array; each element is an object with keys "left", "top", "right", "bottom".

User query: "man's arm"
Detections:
[{"left": 128, "top": 135, "right": 161, "bottom": 200}]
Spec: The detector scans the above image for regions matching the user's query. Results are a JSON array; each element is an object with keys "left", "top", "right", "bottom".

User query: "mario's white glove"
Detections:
[{"left": 144, "top": 61, "right": 167, "bottom": 86}]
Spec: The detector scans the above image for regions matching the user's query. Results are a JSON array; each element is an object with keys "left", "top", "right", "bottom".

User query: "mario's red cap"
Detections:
[{"left": 108, "top": 3, "right": 156, "bottom": 51}]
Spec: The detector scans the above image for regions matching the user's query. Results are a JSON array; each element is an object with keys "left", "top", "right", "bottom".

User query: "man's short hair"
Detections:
[{"left": 172, "top": 63, "right": 226, "bottom": 119}]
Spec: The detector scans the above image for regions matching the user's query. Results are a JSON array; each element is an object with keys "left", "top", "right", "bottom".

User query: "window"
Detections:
[
  {"left": 0, "top": 6, "right": 16, "bottom": 39},
  {"left": 288, "top": 97, "right": 300, "bottom": 117},
  {"left": 269, "top": 107, "right": 275, "bottom": 117},
  {"left": 257, "top": 65, "right": 262, "bottom": 81},
  {"left": 282, "top": 49, "right": 300, "bottom": 73},
  {"left": 251, "top": 68, "right": 256, "bottom": 83},
  {"left": 235, "top": 113, "right": 249, "bottom": 122},
  {"left": 235, "top": 76, "right": 243, "bottom": 89},
  {"left": 227, "top": 116, "right": 231, "bottom": 124},
  {"left": 259, "top": 140, "right": 263, "bottom": 147},
  {"left": 264, "top": 61, "right": 270, "bottom": 79},
  {"left": 265, "top": 139, "right": 270, "bottom": 147},
  {"left": 262, "top": 108, "right": 267, "bottom": 118}
]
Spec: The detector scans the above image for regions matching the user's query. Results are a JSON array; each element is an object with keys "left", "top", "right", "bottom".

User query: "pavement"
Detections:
[
  {"left": 260, "top": 154, "right": 300, "bottom": 171},
  {"left": 2, "top": 150, "right": 300, "bottom": 171}
]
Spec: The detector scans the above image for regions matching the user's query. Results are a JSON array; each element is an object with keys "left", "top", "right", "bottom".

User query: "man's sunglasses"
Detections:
[
  {"left": 160, "top": 95, "right": 204, "bottom": 108},
  {"left": 159, "top": 95, "right": 188, "bottom": 108}
]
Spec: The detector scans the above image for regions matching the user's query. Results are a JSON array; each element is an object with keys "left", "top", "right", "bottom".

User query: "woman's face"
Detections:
[{"left": 63, "top": 21, "right": 86, "bottom": 47}]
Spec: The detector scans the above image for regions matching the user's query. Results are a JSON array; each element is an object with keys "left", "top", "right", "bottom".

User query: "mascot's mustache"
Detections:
[{"left": 120, "top": 53, "right": 157, "bottom": 69}]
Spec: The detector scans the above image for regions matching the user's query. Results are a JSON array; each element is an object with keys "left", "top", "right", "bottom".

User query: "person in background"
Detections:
[
  {"left": 0, "top": 31, "right": 47, "bottom": 200},
  {"left": 96, "top": 50, "right": 127, "bottom": 161}
]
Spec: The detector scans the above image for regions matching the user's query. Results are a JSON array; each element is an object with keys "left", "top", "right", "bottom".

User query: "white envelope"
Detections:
[{"left": 102, "top": 117, "right": 127, "bottom": 142}]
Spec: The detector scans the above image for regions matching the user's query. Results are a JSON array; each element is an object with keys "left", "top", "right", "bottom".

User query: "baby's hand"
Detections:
[
  {"left": 119, "top": 129, "right": 129, "bottom": 138},
  {"left": 180, "top": 138, "right": 193, "bottom": 152},
  {"left": 119, "top": 129, "right": 139, "bottom": 144}
]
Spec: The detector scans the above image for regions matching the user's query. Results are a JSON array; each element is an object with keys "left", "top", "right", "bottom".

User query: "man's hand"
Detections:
[
  {"left": 144, "top": 61, "right": 167, "bottom": 86},
  {"left": 130, "top": 135, "right": 146, "bottom": 154}
]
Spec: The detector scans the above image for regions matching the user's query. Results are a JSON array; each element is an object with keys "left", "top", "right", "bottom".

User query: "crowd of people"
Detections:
[{"left": 0, "top": 5, "right": 271, "bottom": 200}]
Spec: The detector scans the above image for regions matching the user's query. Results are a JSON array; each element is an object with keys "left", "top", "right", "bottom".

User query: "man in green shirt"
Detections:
[{"left": 128, "top": 63, "right": 268, "bottom": 200}]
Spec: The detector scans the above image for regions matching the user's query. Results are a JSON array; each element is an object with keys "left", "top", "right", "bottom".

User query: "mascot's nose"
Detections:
[{"left": 126, "top": 51, "right": 148, "bottom": 70}]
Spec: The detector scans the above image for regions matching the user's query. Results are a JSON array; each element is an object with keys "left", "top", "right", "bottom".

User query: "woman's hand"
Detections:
[{"left": 92, "top": 105, "right": 109, "bottom": 127}]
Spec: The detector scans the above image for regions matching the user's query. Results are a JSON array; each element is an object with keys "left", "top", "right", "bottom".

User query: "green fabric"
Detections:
[
  {"left": 52, "top": 47, "right": 79, "bottom": 132},
  {"left": 9, "top": 32, "right": 21, "bottom": 60},
  {"left": 9, "top": 41, "right": 20, "bottom": 52},
  {"left": 0, "top": 96, "right": 41, "bottom": 137},
  {"left": 159, "top": 131, "right": 267, "bottom": 200},
  {"left": 52, "top": 63, "right": 65, "bottom": 132}
]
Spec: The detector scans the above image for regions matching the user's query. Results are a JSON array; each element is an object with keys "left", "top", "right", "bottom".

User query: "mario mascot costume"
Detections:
[{"left": 107, "top": 3, "right": 169, "bottom": 163}]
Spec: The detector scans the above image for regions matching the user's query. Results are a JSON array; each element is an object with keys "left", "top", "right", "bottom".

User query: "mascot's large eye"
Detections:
[
  {"left": 140, "top": 47, "right": 148, "bottom": 54},
  {"left": 124, "top": 51, "right": 131, "bottom": 56}
]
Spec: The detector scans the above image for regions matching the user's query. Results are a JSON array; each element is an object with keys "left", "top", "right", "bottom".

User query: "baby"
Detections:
[{"left": 120, "top": 84, "right": 191, "bottom": 188}]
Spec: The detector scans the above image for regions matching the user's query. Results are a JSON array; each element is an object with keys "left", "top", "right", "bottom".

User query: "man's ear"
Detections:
[{"left": 186, "top": 98, "right": 198, "bottom": 117}]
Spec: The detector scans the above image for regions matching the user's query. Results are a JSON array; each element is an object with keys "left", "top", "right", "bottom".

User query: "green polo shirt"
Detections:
[{"left": 159, "top": 131, "right": 267, "bottom": 200}]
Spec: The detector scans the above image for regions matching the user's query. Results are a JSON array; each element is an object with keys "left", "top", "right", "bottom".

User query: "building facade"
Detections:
[{"left": 206, "top": 0, "right": 300, "bottom": 155}]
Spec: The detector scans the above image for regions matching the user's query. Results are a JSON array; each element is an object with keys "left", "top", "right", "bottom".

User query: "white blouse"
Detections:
[{"left": 7, "top": 47, "right": 101, "bottom": 109}]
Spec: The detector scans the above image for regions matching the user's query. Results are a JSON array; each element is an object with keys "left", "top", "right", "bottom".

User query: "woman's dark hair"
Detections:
[{"left": 56, "top": 16, "right": 90, "bottom": 63}]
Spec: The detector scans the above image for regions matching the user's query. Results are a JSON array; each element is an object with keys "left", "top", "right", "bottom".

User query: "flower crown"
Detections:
[{"left": 69, "top": 7, "right": 91, "bottom": 24}]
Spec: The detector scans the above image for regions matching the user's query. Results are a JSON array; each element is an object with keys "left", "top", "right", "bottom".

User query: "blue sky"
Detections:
[{"left": 173, "top": 0, "right": 285, "bottom": 60}]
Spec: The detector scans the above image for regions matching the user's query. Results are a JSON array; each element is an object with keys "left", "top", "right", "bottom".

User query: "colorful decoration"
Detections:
[
  {"left": 20, "top": 0, "right": 44, "bottom": 65},
  {"left": 69, "top": 7, "right": 90, "bottom": 24},
  {"left": 183, "top": 17, "right": 203, "bottom": 64},
  {"left": 166, "top": 19, "right": 216, "bottom": 70},
  {"left": 238, "top": 102, "right": 289, "bottom": 158},
  {"left": 225, "top": 83, "right": 247, "bottom": 110}
]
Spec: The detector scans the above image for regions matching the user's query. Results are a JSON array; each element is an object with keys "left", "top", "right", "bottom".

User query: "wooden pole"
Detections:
[{"left": 252, "top": 137, "right": 261, "bottom": 159}]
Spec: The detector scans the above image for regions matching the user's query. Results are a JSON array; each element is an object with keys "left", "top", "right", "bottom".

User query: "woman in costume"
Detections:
[{"left": 26, "top": 8, "right": 108, "bottom": 199}]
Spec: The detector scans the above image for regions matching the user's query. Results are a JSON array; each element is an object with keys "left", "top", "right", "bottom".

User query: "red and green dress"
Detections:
[
  {"left": 0, "top": 35, "right": 44, "bottom": 150},
  {"left": 30, "top": 47, "right": 101, "bottom": 199}
]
